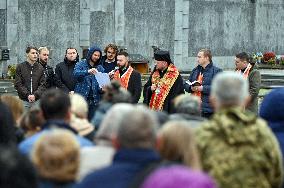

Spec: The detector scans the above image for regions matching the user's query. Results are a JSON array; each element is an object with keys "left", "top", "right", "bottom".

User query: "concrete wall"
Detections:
[
  {"left": 177, "top": 0, "right": 284, "bottom": 70},
  {"left": 17, "top": 0, "right": 80, "bottom": 67},
  {"left": 0, "top": 0, "right": 284, "bottom": 73}
]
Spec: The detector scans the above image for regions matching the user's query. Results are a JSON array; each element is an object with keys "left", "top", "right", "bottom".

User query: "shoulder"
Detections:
[
  {"left": 76, "top": 135, "right": 93, "bottom": 147},
  {"left": 132, "top": 69, "right": 141, "bottom": 76},
  {"left": 56, "top": 61, "right": 65, "bottom": 67},
  {"left": 78, "top": 166, "right": 114, "bottom": 187},
  {"left": 211, "top": 64, "right": 222, "bottom": 72},
  {"left": 16, "top": 62, "right": 26, "bottom": 68},
  {"left": 18, "top": 132, "right": 43, "bottom": 155}
]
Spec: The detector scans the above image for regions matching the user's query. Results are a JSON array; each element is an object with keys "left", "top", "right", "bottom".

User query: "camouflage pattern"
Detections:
[{"left": 195, "top": 107, "right": 283, "bottom": 188}]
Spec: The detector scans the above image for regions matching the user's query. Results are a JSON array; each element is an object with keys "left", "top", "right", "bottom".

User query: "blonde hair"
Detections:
[
  {"left": 38, "top": 46, "right": 49, "bottom": 54},
  {"left": 0, "top": 95, "right": 23, "bottom": 122},
  {"left": 32, "top": 129, "right": 80, "bottom": 182},
  {"left": 70, "top": 94, "right": 88, "bottom": 119},
  {"left": 158, "top": 121, "right": 201, "bottom": 170}
]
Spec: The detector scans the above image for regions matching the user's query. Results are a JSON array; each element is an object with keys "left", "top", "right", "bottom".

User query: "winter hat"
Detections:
[
  {"left": 259, "top": 88, "right": 284, "bottom": 121},
  {"left": 141, "top": 165, "right": 216, "bottom": 188}
]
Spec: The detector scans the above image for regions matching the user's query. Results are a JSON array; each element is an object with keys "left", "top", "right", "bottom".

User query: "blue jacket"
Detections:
[
  {"left": 184, "top": 62, "right": 222, "bottom": 114},
  {"left": 74, "top": 46, "right": 105, "bottom": 104},
  {"left": 77, "top": 148, "right": 160, "bottom": 188},
  {"left": 259, "top": 88, "right": 284, "bottom": 163},
  {"left": 19, "top": 120, "right": 93, "bottom": 155}
]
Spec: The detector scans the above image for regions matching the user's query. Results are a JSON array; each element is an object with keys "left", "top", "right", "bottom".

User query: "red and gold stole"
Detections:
[
  {"left": 236, "top": 63, "right": 252, "bottom": 79},
  {"left": 193, "top": 73, "right": 203, "bottom": 98},
  {"left": 149, "top": 64, "right": 179, "bottom": 111},
  {"left": 113, "top": 66, "right": 134, "bottom": 89}
]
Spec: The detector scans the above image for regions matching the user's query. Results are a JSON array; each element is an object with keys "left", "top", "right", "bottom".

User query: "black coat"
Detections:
[
  {"left": 126, "top": 70, "right": 142, "bottom": 103},
  {"left": 39, "top": 61, "right": 63, "bottom": 89},
  {"left": 55, "top": 58, "right": 77, "bottom": 92}
]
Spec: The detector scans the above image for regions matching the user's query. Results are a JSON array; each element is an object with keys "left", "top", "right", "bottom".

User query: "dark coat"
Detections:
[
  {"left": 14, "top": 61, "right": 46, "bottom": 101},
  {"left": 260, "top": 88, "right": 284, "bottom": 184},
  {"left": 143, "top": 67, "right": 185, "bottom": 113},
  {"left": 119, "top": 67, "right": 142, "bottom": 103},
  {"left": 77, "top": 149, "right": 160, "bottom": 188},
  {"left": 39, "top": 61, "right": 63, "bottom": 89},
  {"left": 247, "top": 66, "right": 261, "bottom": 114},
  {"left": 100, "top": 55, "right": 117, "bottom": 73},
  {"left": 73, "top": 46, "right": 104, "bottom": 105},
  {"left": 184, "top": 62, "right": 222, "bottom": 114},
  {"left": 55, "top": 57, "right": 78, "bottom": 92}
]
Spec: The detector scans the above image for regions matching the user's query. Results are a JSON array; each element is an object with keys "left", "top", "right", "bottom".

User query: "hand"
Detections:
[
  {"left": 108, "top": 71, "right": 115, "bottom": 79},
  {"left": 192, "top": 86, "right": 203, "bottom": 92},
  {"left": 151, "top": 84, "right": 157, "bottom": 91},
  {"left": 28, "top": 95, "right": 35, "bottom": 102},
  {"left": 88, "top": 68, "right": 98, "bottom": 75}
]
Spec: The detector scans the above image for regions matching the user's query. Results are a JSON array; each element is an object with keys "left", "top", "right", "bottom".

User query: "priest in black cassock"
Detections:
[{"left": 143, "top": 50, "right": 184, "bottom": 113}]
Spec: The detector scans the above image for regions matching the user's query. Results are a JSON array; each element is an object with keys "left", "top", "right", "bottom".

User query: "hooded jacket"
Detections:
[
  {"left": 73, "top": 45, "right": 105, "bottom": 104},
  {"left": 260, "top": 88, "right": 284, "bottom": 184},
  {"left": 195, "top": 107, "right": 283, "bottom": 188}
]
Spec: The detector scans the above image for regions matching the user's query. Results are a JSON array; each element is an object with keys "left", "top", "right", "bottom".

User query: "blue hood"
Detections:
[
  {"left": 259, "top": 88, "right": 284, "bottom": 121},
  {"left": 86, "top": 45, "right": 102, "bottom": 63}
]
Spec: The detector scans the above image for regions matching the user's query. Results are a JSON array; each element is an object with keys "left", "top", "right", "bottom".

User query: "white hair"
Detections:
[
  {"left": 95, "top": 103, "right": 135, "bottom": 144},
  {"left": 70, "top": 94, "right": 88, "bottom": 118},
  {"left": 211, "top": 71, "right": 249, "bottom": 107}
]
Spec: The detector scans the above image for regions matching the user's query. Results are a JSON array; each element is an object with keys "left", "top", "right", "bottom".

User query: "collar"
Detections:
[
  {"left": 113, "top": 148, "right": 160, "bottom": 164},
  {"left": 119, "top": 65, "right": 129, "bottom": 75},
  {"left": 42, "top": 119, "right": 77, "bottom": 134}
]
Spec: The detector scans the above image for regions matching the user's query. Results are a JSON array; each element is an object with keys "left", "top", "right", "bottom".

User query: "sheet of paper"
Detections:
[{"left": 95, "top": 72, "right": 111, "bottom": 87}]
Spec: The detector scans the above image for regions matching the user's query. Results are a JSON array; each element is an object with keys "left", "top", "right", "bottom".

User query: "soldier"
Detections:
[{"left": 195, "top": 72, "right": 283, "bottom": 188}]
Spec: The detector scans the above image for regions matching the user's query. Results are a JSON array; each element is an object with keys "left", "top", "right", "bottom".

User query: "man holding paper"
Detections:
[
  {"left": 74, "top": 45, "right": 105, "bottom": 120},
  {"left": 112, "top": 51, "right": 142, "bottom": 103},
  {"left": 184, "top": 49, "right": 222, "bottom": 118}
]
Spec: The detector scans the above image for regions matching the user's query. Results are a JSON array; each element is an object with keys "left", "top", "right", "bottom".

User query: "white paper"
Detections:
[{"left": 95, "top": 72, "right": 111, "bottom": 88}]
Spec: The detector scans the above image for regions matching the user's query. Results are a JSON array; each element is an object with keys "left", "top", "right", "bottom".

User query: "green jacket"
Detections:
[
  {"left": 195, "top": 107, "right": 283, "bottom": 188},
  {"left": 247, "top": 66, "right": 261, "bottom": 114}
]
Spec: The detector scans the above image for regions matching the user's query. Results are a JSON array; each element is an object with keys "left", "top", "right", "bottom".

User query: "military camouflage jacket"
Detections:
[{"left": 195, "top": 107, "right": 283, "bottom": 188}]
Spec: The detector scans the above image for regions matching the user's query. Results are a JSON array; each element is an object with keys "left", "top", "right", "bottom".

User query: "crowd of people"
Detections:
[{"left": 0, "top": 43, "right": 283, "bottom": 188}]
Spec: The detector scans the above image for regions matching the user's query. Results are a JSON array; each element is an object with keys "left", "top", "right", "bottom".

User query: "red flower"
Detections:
[{"left": 263, "top": 52, "right": 276, "bottom": 62}]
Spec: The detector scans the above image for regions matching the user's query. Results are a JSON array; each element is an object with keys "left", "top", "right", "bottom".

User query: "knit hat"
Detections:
[
  {"left": 154, "top": 50, "right": 172, "bottom": 64},
  {"left": 141, "top": 165, "right": 216, "bottom": 188},
  {"left": 259, "top": 88, "right": 284, "bottom": 121}
]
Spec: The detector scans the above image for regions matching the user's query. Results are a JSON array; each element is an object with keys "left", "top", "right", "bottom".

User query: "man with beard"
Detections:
[
  {"left": 143, "top": 50, "right": 184, "bottom": 113},
  {"left": 112, "top": 51, "right": 141, "bottom": 103},
  {"left": 55, "top": 47, "right": 79, "bottom": 94},
  {"left": 15, "top": 46, "right": 46, "bottom": 109},
  {"left": 38, "top": 47, "right": 61, "bottom": 89},
  {"left": 100, "top": 43, "right": 118, "bottom": 73},
  {"left": 74, "top": 45, "right": 105, "bottom": 120}
]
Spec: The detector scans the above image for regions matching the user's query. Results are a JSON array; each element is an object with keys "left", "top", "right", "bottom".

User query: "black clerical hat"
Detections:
[{"left": 154, "top": 50, "right": 173, "bottom": 64}]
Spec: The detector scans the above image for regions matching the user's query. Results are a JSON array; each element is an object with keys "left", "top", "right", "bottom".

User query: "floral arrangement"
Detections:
[
  {"left": 7, "top": 64, "right": 16, "bottom": 79},
  {"left": 252, "top": 52, "right": 263, "bottom": 63},
  {"left": 279, "top": 56, "right": 284, "bottom": 65},
  {"left": 262, "top": 52, "right": 276, "bottom": 64}
]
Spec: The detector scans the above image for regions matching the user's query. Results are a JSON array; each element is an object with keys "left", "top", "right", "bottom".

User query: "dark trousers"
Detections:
[{"left": 87, "top": 98, "right": 97, "bottom": 121}]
